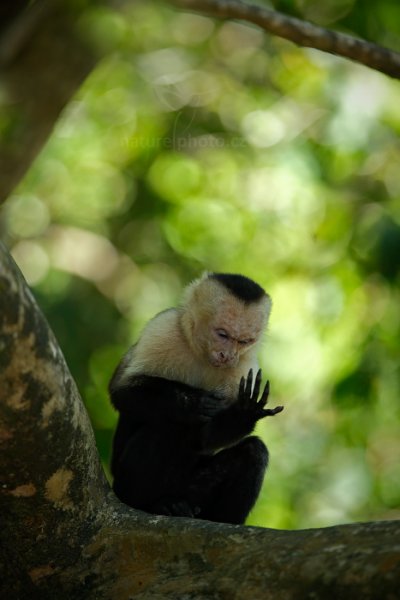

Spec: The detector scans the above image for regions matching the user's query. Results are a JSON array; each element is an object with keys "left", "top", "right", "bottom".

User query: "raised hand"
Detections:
[
  {"left": 237, "top": 369, "right": 284, "bottom": 421},
  {"left": 200, "top": 368, "right": 283, "bottom": 452}
]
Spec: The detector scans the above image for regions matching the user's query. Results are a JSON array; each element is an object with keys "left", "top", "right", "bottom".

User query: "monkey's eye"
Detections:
[
  {"left": 216, "top": 329, "right": 228, "bottom": 339},
  {"left": 238, "top": 338, "right": 254, "bottom": 345}
]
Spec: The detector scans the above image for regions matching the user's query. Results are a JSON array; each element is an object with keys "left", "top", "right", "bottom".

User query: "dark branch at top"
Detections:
[{"left": 172, "top": 0, "right": 400, "bottom": 79}]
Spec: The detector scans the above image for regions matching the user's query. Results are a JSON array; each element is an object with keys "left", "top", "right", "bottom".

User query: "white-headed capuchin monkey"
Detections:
[{"left": 109, "top": 272, "right": 283, "bottom": 524}]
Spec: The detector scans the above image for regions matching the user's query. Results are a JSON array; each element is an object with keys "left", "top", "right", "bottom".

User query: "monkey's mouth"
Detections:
[{"left": 209, "top": 356, "right": 237, "bottom": 368}]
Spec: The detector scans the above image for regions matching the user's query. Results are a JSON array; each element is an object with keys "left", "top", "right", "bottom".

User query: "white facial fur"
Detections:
[{"left": 181, "top": 276, "right": 271, "bottom": 369}]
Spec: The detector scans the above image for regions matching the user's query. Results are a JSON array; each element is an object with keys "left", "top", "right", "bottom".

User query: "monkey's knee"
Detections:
[
  {"left": 199, "top": 437, "right": 269, "bottom": 525},
  {"left": 235, "top": 436, "right": 269, "bottom": 471}
]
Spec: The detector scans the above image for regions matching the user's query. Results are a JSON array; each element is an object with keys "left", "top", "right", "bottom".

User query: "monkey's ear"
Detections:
[
  {"left": 259, "top": 293, "right": 272, "bottom": 328},
  {"left": 182, "top": 272, "right": 207, "bottom": 303},
  {"left": 264, "top": 293, "right": 272, "bottom": 312}
]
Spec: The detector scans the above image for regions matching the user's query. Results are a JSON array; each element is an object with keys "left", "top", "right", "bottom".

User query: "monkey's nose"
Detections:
[
  {"left": 218, "top": 351, "right": 236, "bottom": 365},
  {"left": 217, "top": 352, "right": 226, "bottom": 362}
]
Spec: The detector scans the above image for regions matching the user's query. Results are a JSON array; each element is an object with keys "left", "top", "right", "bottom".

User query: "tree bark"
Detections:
[
  {"left": 0, "top": 0, "right": 98, "bottom": 203},
  {"left": 1, "top": 241, "right": 400, "bottom": 599},
  {"left": 172, "top": 0, "right": 400, "bottom": 79}
]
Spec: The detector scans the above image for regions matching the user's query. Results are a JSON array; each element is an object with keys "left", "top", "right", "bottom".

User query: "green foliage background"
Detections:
[{"left": 1, "top": 0, "right": 400, "bottom": 528}]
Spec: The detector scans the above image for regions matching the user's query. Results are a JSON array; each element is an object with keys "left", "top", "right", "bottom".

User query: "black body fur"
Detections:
[{"left": 110, "top": 368, "right": 281, "bottom": 524}]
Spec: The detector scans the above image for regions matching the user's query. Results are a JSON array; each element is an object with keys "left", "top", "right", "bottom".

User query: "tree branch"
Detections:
[
  {"left": 171, "top": 0, "right": 400, "bottom": 79},
  {"left": 0, "top": 0, "right": 98, "bottom": 204},
  {"left": 1, "top": 1, "right": 399, "bottom": 205},
  {"left": 1, "top": 241, "right": 400, "bottom": 598}
]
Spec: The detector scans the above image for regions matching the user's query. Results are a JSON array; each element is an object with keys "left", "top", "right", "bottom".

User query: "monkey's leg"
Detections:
[
  {"left": 188, "top": 436, "right": 269, "bottom": 525},
  {"left": 112, "top": 425, "right": 198, "bottom": 512}
]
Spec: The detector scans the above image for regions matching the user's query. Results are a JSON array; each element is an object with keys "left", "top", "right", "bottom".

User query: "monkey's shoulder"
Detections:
[{"left": 114, "top": 308, "right": 191, "bottom": 383}]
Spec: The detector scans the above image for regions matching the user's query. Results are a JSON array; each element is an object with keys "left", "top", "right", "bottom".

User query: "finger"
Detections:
[
  {"left": 261, "top": 405, "right": 284, "bottom": 417},
  {"left": 238, "top": 376, "right": 245, "bottom": 402},
  {"left": 242, "top": 369, "right": 253, "bottom": 408},
  {"left": 245, "top": 369, "right": 253, "bottom": 399},
  {"left": 172, "top": 502, "right": 194, "bottom": 517},
  {"left": 159, "top": 504, "right": 172, "bottom": 516},
  {"left": 252, "top": 368, "right": 262, "bottom": 402},
  {"left": 259, "top": 380, "right": 270, "bottom": 407}
]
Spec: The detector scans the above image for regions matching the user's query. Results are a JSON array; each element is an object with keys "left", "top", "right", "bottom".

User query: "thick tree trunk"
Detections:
[{"left": 0, "top": 241, "right": 399, "bottom": 599}]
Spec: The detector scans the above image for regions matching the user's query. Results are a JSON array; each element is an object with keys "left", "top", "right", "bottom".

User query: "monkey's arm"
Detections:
[
  {"left": 110, "top": 374, "right": 222, "bottom": 424},
  {"left": 201, "top": 369, "right": 283, "bottom": 451}
]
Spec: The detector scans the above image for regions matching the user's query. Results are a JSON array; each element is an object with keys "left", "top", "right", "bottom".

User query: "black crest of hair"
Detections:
[{"left": 209, "top": 273, "right": 266, "bottom": 303}]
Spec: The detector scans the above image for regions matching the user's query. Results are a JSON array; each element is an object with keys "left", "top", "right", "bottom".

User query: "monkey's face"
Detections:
[
  {"left": 204, "top": 303, "right": 264, "bottom": 368},
  {"left": 184, "top": 279, "right": 270, "bottom": 369},
  {"left": 207, "top": 325, "right": 257, "bottom": 368}
]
